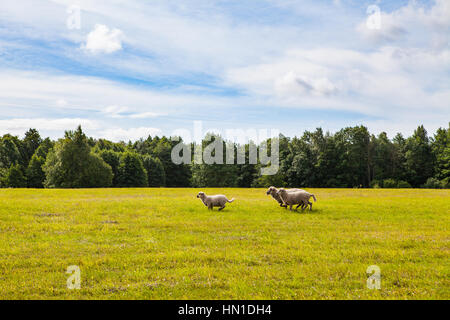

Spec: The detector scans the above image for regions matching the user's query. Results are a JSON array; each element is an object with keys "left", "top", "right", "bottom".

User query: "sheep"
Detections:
[
  {"left": 196, "top": 192, "right": 235, "bottom": 211},
  {"left": 266, "top": 186, "right": 305, "bottom": 208},
  {"left": 276, "top": 188, "right": 317, "bottom": 211}
]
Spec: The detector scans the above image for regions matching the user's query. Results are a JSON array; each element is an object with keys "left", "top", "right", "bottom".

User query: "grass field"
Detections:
[{"left": 0, "top": 188, "right": 449, "bottom": 300}]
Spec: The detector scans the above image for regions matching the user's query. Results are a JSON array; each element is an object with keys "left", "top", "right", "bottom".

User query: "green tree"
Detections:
[
  {"left": 236, "top": 143, "right": 258, "bottom": 188},
  {"left": 397, "top": 180, "right": 412, "bottom": 188},
  {"left": 392, "top": 133, "right": 408, "bottom": 182},
  {"left": 422, "top": 177, "right": 443, "bottom": 189},
  {"left": 34, "top": 138, "right": 54, "bottom": 159},
  {"left": 0, "top": 168, "right": 7, "bottom": 187},
  {"left": 152, "top": 137, "right": 191, "bottom": 187},
  {"left": 26, "top": 154, "right": 46, "bottom": 188},
  {"left": 0, "top": 135, "right": 22, "bottom": 168},
  {"left": 383, "top": 179, "right": 398, "bottom": 188},
  {"left": 283, "top": 132, "right": 320, "bottom": 188},
  {"left": 371, "top": 132, "right": 395, "bottom": 182},
  {"left": 331, "top": 127, "right": 371, "bottom": 187},
  {"left": 84, "top": 154, "right": 115, "bottom": 187},
  {"left": 191, "top": 134, "right": 238, "bottom": 187},
  {"left": 43, "top": 126, "right": 112, "bottom": 188},
  {"left": 93, "top": 139, "right": 126, "bottom": 153},
  {"left": 345, "top": 126, "right": 371, "bottom": 187},
  {"left": 23, "top": 129, "right": 42, "bottom": 164},
  {"left": 404, "top": 125, "right": 435, "bottom": 187},
  {"left": 116, "top": 152, "right": 148, "bottom": 187},
  {"left": 142, "top": 155, "right": 166, "bottom": 187},
  {"left": 316, "top": 133, "right": 345, "bottom": 187},
  {"left": 432, "top": 126, "right": 449, "bottom": 185},
  {"left": 5, "top": 164, "right": 27, "bottom": 188},
  {"left": 98, "top": 150, "right": 122, "bottom": 186}
]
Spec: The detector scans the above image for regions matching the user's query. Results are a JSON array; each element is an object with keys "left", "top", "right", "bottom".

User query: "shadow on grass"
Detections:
[{"left": 283, "top": 208, "right": 324, "bottom": 214}]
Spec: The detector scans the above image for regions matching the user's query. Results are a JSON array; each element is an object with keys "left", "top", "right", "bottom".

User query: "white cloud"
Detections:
[
  {"left": 129, "top": 112, "right": 165, "bottom": 119},
  {"left": 0, "top": 118, "right": 99, "bottom": 137},
  {"left": 82, "top": 24, "right": 123, "bottom": 54},
  {"left": 98, "top": 127, "right": 162, "bottom": 142},
  {"left": 0, "top": 69, "right": 248, "bottom": 139},
  {"left": 56, "top": 99, "right": 68, "bottom": 107},
  {"left": 0, "top": 69, "right": 235, "bottom": 117},
  {"left": 0, "top": 0, "right": 448, "bottom": 138},
  {"left": 1, "top": 0, "right": 309, "bottom": 77},
  {"left": 275, "top": 72, "right": 337, "bottom": 97},
  {"left": 225, "top": 46, "right": 450, "bottom": 118},
  {"left": 102, "top": 105, "right": 131, "bottom": 118},
  {"left": 102, "top": 105, "right": 165, "bottom": 118},
  {"left": 357, "top": 0, "right": 450, "bottom": 46}
]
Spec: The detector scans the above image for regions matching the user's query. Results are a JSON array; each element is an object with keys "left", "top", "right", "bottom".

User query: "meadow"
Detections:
[{"left": 0, "top": 188, "right": 448, "bottom": 300}]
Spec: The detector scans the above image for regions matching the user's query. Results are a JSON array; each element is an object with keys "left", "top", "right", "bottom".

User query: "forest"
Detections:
[{"left": 0, "top": 124, "right": 448, "bottom": 189}]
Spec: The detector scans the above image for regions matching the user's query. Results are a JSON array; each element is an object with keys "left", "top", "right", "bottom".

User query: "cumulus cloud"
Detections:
[
  {"left": 226, "top": 46, "right": 450, "bottom": 118},
  {"left": 275, "top": 72, "right": 337, "bottom": 97},
  {"left": 357, "top": 0, "right": 450, "bottom": 46},
  {"left": 82, "top": 24, "right": 124, "bottom": 54},
  {"left": 98, "top": 127, "right": 162, "bottom": 142}
]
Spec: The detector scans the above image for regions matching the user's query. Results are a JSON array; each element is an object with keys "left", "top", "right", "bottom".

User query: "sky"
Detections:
[{"left": 0, "top": 0, "right": 449, "bottom": 141}]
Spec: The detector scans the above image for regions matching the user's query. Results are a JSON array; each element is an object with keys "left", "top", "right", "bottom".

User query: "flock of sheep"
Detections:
[{"left": 196, "top": 187, "right": 317, "bottom": 212}]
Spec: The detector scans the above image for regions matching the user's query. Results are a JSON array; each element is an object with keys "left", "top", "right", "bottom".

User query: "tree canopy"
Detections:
[{"left": 0, "top": 124, "right": 448, "bottom": 189}]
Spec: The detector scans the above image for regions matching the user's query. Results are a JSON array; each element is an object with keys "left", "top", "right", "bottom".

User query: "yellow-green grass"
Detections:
[{"left": 0, "top": 188, "right": 449, "bottom": 300}]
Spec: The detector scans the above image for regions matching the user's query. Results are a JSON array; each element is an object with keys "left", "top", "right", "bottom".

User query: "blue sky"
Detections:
[{"left": 0, "top": 0, "right": 449, "bottom": 141}]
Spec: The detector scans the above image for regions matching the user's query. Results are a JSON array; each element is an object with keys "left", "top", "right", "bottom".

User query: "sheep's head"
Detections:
[
  {"left": 266, "top": 186, "right": 276, "bottom": 195},
  {"left": 197, "top": 192, "right": 206, "bottom": 199},
  {"left": 277, "top": 188, "right": 287, "bottom": 196}
]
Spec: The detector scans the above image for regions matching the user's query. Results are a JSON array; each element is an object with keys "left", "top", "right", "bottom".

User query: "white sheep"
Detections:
[
  {"left": 266, "top": 186, "right": 305, "bottom": 208},
  {"left": 277, "top": 188, "right": 317, "bottom": 211},
  {"left": 196, "top": 192, "right": 235, "bottom": 211}
]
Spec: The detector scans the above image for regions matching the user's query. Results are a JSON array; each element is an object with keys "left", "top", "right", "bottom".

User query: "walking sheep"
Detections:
[
  {"left": 277, "top": 188, "right": 317, "bottom": 211},
  {"left": 266, "top": 186, "right": 305, "bottom": 208},
  {"left": 196, "top": 192, "right": 235, "bottom": 211}
]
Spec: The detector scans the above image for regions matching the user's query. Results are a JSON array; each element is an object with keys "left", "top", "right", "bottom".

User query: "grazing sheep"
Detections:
[
  {"left": 266, "top": 186, "right": 305, "bottom": 208},
  {"left": 196, "top": 192, "right": 235, "bottom": 211},
  {"left": 277, "top": 188, "right": 317, "bottom": 211}
]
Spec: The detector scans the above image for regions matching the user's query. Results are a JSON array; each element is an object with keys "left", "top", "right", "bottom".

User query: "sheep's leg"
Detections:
[
  {"left": 295, "top": 203, "right": 301, "bottom": 211},
  {"left": 289, "top": 205, "right": 293, "bottom": 211},
  {"left": 301, "top": 201, "right": 307, "bottom": 211},
  {"left": 302, "top": 201, "right": 311, "bottom": 211},
  {"left": 208, "top": 204, "right": 213, "bottom": 210},
  {"left": 218, "top": 205, "right": 225, "bottom": 211}
]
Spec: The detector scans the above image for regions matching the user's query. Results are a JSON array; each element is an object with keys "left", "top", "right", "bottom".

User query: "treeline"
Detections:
[{"left": 0, "top": 124, "right": 448, "bottom": 189}]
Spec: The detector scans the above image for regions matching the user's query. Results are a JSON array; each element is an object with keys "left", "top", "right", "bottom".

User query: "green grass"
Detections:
[{"left": 0, "top": 188, "right": 449, "bottom": 300}]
